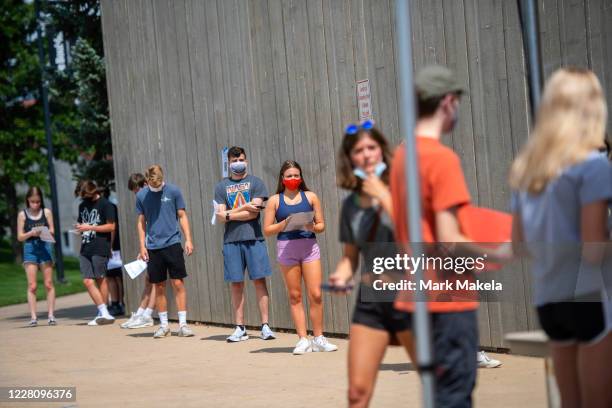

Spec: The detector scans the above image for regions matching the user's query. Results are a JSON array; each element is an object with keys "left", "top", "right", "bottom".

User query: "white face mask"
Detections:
[{"left": 149, "top": 182, "right": 165, "bottom": 192}]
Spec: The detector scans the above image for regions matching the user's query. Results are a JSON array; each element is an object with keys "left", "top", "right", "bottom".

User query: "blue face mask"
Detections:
[
  {"left": 230, "top": 161, "right": 247, "bottom": 175},
  {"left": 353, "top": 162, "right": 387, "bottom": 180}
]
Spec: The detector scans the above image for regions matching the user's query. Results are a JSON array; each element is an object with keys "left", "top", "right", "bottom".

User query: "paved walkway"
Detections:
[{"left": 0, "top": 292, "right": 546, "bottom": 407}]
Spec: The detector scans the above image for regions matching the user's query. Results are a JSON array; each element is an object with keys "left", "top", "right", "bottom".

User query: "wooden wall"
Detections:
[{"left": 100, "top": 0, "right": 612, "bottom": 349}]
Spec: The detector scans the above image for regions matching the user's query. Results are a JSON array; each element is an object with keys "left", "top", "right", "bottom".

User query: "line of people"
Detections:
[{"left": 17, "top": 64, "right": 612, "bottom": 408}]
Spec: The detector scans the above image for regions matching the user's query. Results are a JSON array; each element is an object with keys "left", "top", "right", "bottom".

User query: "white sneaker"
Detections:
[
  {"left": 95, "top": 314, "right": 115, "bottom": 325},
  {"left": 260, "top": 324, "right": 276, "bottom": 340},
  {"left": 120, "top": 312, "right": 138, "bottom": 329},
  {"left": 127, "top": 315, "right": 154, "bottom": 329},
  {"left": 293, "top": 337, "right": 312, "bottom": 355},
  {"left": 153, "top": 325, "right": 171, "bottom": 339},
  {"left": 178, "top": 325, "right": 195, "bottom": 337},
  {"left": 226, "top": 326, "right": 249, "bottom": 342},
  {"left": 311, "top": 335, "right": 338, "bottom": 352},
  {"left": 87, "top": 316, "right": 99, "bottom": 326},
  {"left": 477, "top": 351, "right": 502, "bottom": 368}
]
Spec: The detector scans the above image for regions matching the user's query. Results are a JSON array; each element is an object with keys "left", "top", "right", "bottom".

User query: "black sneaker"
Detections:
[{"left": 108, "top": 304, "right": 121, "bottom": 317}]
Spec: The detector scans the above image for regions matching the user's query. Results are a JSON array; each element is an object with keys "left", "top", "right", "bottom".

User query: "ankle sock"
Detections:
[{"left": 159, "top": 311, "right": 168, "bottom": 327}]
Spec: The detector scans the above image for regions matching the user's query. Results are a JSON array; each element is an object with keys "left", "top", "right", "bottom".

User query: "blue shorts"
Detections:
[
  {"left": 23, "top": 240, "right": 54, "bottom": 265},
  {"left": 223, "top": 240, "right": 272, "bottom": 282}
]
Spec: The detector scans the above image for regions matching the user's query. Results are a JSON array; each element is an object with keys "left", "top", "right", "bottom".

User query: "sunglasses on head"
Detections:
[{"left": 345, "top": 120, "right": 375, "bottom": 135}]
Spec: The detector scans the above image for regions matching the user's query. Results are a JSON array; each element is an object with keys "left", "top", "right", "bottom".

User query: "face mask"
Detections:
[
  {"left": 353, "top": 162, "right": 387, "bottom": 180},
  {"left": 149, "top": 182, "right": 165, "bottom": 192},
  {"left": 282, "top": 178, "right": 302, "bottom": 191},
  {"left": 230, "top": 161, "right": 247, "bottom": 175}
]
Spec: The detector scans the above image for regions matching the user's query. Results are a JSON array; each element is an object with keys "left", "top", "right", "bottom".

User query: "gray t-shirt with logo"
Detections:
[
  {"left": 214, "top": 175, "right": 268, "bottom": 244},
  {"left": 511, "top": 152, "right": 612, "bottom": 306},
  {"left": 135, "top": 183, "right": 186, "bottom": 250}
]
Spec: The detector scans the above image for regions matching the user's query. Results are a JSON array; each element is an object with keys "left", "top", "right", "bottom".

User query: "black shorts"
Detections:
[
  {"left": 537, "top": 302, "right": 607, "bottom": 344},
  {"left": 431, "top": 310, "right": 478, "bottom": 408},
  {"left": 147, "top": 243, "right": 187, "bottom": 284},
  {"left": 106, "top": 267, "right": 123, "bottom": 278},
  {"left": 351, "top": 285, "right": 412, "bottom": 334}
]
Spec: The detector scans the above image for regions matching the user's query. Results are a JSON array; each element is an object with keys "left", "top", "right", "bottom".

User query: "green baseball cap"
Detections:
[{"left": 415, "top": 65, "right": 465, "bottom": 100}]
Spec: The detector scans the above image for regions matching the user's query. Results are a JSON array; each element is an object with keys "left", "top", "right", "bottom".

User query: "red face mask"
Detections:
[{"left": 282, "top": 178, "right": 302, "bottom": 191}]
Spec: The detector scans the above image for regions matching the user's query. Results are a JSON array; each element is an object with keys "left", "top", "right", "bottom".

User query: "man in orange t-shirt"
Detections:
[{"left": 390, "top": 65, "right": 496, "bottom": 407}]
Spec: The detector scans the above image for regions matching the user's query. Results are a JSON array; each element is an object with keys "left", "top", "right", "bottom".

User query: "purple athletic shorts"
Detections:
[{"left": 276, "top": 238, "right": 320, "bottom": 266}]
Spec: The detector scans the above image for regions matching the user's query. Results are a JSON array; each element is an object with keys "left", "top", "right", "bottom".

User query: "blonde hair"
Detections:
[
  {"left": 145, "top": 165, "right": 164, "bottom": 187},
  {"left": 510, "top": 68, "right": 607, "bottom": 194}
]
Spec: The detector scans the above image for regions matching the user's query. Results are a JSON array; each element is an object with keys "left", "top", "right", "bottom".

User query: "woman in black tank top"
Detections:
[{"left": 16, "top": 187, "right": 56, "bottom": 326}]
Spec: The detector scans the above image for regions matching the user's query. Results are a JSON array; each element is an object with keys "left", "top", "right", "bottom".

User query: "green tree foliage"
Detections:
[
  {"left": 48, "top": 0, "right": 114, "bottom": 190},
  {"left": 0, "top": 0, "right": 76, "bottom": 261}
]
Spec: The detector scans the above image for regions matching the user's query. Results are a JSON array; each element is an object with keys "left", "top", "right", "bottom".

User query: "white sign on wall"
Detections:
[
  {"left": 357, "top": 79, "right": 372, "bottom": 121},
  {"left": 221, "top": 147, "right": 229, "bottom": 178}
]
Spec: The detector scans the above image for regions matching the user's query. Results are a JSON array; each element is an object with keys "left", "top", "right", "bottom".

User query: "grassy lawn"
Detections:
[{"left": 0, "top": 242, "right": 86, "bottom": 307}]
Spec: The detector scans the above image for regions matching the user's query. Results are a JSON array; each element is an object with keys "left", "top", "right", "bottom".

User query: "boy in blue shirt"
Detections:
[{"left": 136, "top": 165, "right": 195, "bottom": 338}]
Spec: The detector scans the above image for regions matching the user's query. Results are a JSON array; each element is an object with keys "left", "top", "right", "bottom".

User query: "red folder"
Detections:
[{"left": 457, "top": 205, "right": 512, "bottom": 271}]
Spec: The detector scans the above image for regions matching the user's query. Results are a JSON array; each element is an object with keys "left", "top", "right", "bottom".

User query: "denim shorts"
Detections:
[
  {"left": 23, "top": 240, "right": 53, "bottom": 265},
  {"left": 223, "top": 240, "right": 272, "bottom": 282},
  {"left": 276, "top": 238, "right": 320, "bottom": 266}
]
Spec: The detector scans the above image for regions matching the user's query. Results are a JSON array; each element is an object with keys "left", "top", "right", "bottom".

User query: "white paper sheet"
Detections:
[
  {"left": 32, "top": 226, "right": 55, "bottom": 243},
  {"left": 107, "top": 250, "right": 123, "bottom": 269},
  {"left": 211, "top": 200, "right": 220, "bottom": 225},
  {"left": 283, "top": 211, "right": 315, "bottom": 232},
  {"left": 123, "top": 259, "right": 147, "bottom": 280}
]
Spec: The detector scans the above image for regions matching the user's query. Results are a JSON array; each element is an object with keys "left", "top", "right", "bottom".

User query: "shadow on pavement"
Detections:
[
  {"left": 250, "top": 347, "right": 294, "bottom": 354},
  {"left": 201, "top": 335, "right": 229, "bottom": 342},
  {"left": 4, "top": 304, "right": 94, "bottom": 322},
  {"left": 127, "top": 332, "right": 155, "bottom": 338},
  {"left": 379, "top": 362, "right": 416, "bottom": 372}
]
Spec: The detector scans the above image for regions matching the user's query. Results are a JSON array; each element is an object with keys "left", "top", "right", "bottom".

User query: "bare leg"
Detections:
[
  {"left": 41, "top": 263, "right": 55, "bottom": 318},
  {"left": 146, "top": 278, "right": 156, "bottom": 309},
  {"left": 253, "top": 278, "right": 269, "bottom": 324},
  {"left": 25, "top": 263, "right": 39, "bottom": 320},
  {"left": 230, "top": 282, "right": 245, "bottom": 325},
  {"left": 155, "top": 281, "right": 167, "bottom": 313},
  {"left": 97, "top": 277, "right": 109, "bottom": 305},
  {"left": 107, "top": 275, "right": 119, "bottom": 304},
  {"left": 302, "top": 260, "right": 323, "bottom": 337},
  {"left": 578, "top": 332, "right": 612, "bottom": 408},
  {"left": 550, "top": 342, "right": 580, "bottom": 408},
  {"left": 280, "top": 264, "right": 307, "bottom": 337},
  {"left": 170, "top": 278, "right": 187, "bottom": 311},
  {"left": 348, "top": 324, "right": 390, "bottom": 408},
  {"left": 395, "top": 329, "right": 416, "bottom": 364},
  {"left": 83, "top": 278, "right": 104, "bottom": 306}
]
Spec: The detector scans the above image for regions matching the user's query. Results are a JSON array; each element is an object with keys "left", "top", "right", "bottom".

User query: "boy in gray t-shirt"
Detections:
[{"left": 214, "top": 146, "right": 275, "bottom": 342}]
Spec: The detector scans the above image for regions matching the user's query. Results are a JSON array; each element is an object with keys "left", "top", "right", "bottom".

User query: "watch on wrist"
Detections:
[{"left": 225, "top": 212, "right": 230, "bottom": 221}]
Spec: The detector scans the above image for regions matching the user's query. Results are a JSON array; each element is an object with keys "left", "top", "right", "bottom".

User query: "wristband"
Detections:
[{"left": 226, "top": 212, "right": 230, "bottom": 221}]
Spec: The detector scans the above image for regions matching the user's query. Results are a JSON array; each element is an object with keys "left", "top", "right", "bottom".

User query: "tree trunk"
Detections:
[{"left": 5, "top": 182, "right": 22, "bottom": 264}]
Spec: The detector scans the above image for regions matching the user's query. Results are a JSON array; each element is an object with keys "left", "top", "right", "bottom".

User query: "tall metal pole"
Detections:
[
  {"left": 518, "top": 0, "right": 543, "bottom": 117},
  {"left": 35, "top": 0, "right": 66, "bottom": 283},
  {"left": 394, "top": 1, "right": 435, "bottom": 406}
]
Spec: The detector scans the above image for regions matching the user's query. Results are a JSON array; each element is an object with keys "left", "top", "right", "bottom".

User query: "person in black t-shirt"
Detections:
[
  {"left": 76, "top": 180, "right": 117, "bottom": 326},
  {"left": 101, "top": 184, "right": 125, "bottom": 317}
]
